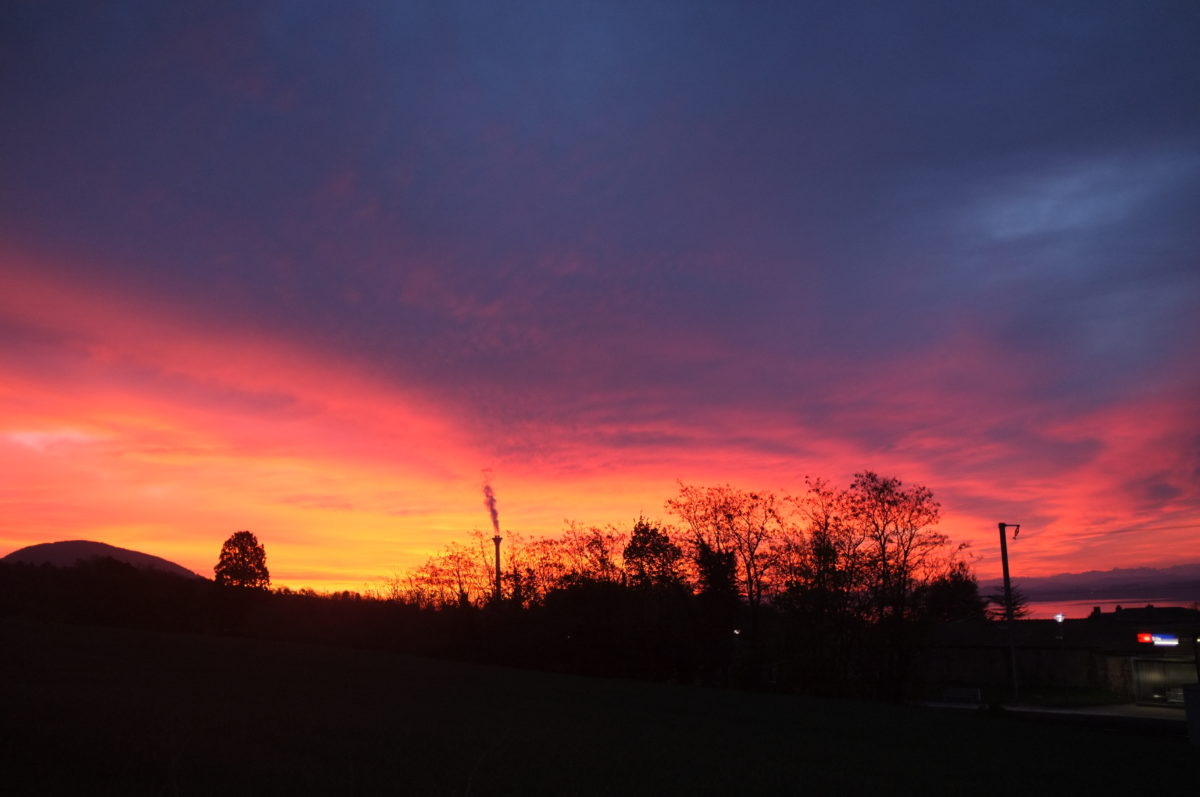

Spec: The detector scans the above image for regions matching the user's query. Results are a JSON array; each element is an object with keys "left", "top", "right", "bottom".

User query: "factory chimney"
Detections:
[
  {"left": 492, "top": 532, "right": 502, "bottom": 605},
  {"left": 483, "top": 479, "right": 502, "bottom": 605}
]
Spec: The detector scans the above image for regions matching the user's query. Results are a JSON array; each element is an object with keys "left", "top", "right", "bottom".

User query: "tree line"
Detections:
[
  {"left": 0, "top": 472, "right": 992, "bottom": 700},
  {"left": 392, "top": 473, "right": 980, "bottom": 622},
  {"left": 375, "top": 472, "right": 987, "bottom": 697}
]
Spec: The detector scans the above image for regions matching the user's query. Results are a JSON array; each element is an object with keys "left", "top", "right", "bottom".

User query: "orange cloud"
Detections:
[
  {"left": 2, "top": 253, "right": 1197, "bottom": 591},
  {"left": 0, "top": 257, "right": 488, "bottom": 590}
]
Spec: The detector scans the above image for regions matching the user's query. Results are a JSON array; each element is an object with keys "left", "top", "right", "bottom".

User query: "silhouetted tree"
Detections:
[
  {"left": 917, "top": 561, "right": 986, "bottom": 622},
  {"left": 846, "top": 471, "right": 944, "bottom": 621},
  {"left": 985, "top": 583, "right": 1031, "bottom": 622},
  {"left": 623, "top": 517, "right": 684, "bottom": 589},
  {"left": 555, "top": 523, "right": 626, "bottom": 586},
  {"left": 691, "top": 539, "right": 740, "bottom": 682},
  {"left": 215, "top": 531, "right": 270, "bottom": 589},
  {"left": 774, "top": 480, "right": 866, "bottom": 695},
  {"left": 783, "top": 477, "right": 869, "bottom": 620},
  {"left": 666, "top": 484, "right": 787, "bottom": 610}
]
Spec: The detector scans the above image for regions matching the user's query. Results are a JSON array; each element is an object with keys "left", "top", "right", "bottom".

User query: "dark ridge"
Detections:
[
  {"left": 981, "top": 563, "right": 1200, "bottom": 602},
  {"left": 2, "top": 540, "right": 202, "bottom": 580}
]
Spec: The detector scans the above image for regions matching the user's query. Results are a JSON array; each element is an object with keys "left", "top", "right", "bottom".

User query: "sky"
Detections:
[{"left": 2, "top": 1, "right": 1198, "bottom": 592}]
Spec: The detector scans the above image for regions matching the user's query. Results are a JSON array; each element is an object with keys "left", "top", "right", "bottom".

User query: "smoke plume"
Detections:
[{"left": 482, "top": 478, "right": 500, "bottom": 536}]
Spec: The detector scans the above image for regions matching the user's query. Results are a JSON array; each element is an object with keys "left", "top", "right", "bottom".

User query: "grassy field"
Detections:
[{"left": 2, "top": 619, "right": 1195, "bottom": 796}]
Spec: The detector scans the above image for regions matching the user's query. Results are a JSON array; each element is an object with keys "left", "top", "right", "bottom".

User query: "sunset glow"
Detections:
[{"left": 3, "top": 3, "right": 1198, "bottom": 592}]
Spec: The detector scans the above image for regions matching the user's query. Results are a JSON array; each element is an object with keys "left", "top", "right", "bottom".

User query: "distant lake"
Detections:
[{"left": 1025, "top": 597, "right": 1198, "bottom": 620}]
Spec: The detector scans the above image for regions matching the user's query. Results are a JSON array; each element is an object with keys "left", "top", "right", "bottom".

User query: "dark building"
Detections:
[{"left": 916, "top": 605, "right": 1200, "bottom": 705}]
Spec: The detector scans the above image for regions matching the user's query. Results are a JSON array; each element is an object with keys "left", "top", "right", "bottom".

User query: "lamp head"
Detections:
[{"left": 999, "top": 522, "right": 1021, "bottom": 538}]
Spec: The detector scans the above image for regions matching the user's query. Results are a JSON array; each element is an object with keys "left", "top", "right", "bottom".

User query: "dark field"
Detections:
[{"left": 2, "top": 620, "right": 1195, "bottom": 796}]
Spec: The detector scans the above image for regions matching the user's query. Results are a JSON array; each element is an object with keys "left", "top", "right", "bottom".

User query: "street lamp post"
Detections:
[{"left": 999, "top": 522, "right": 1020, "bottom": 703}]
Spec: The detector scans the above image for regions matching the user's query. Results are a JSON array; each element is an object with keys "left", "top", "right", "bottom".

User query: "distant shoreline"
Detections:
[{"left": 1025, "top": 597, "right": 1198, "bottom": 620}]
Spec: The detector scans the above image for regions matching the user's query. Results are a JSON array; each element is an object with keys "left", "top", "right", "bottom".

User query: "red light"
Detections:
[{"left": 1137, "top": 632, "right": 1153, "bottom": 644}]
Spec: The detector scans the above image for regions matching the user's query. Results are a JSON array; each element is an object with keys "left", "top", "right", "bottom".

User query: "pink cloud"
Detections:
[{"left": 2, "top": 252, "right": 1196, "bottom": 591}]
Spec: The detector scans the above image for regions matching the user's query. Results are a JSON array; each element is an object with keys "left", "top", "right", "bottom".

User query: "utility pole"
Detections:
[
  {"left": 999, "top": 522, "right": 1020, "bottom": 704},
  {"left": 1188, "top": 632, "right": 1200, "bottom": 746},
  {"left": 1192, "top": 629, "right": 1200, "bottom": 684}
]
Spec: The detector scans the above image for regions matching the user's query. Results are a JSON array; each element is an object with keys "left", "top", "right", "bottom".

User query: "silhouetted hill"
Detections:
[
  {"left": 2, "top": 540, "right": 202, "bottom": 580},
  {"left": 982, "top": 563, "right": 1200, "bottom": 602}
]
